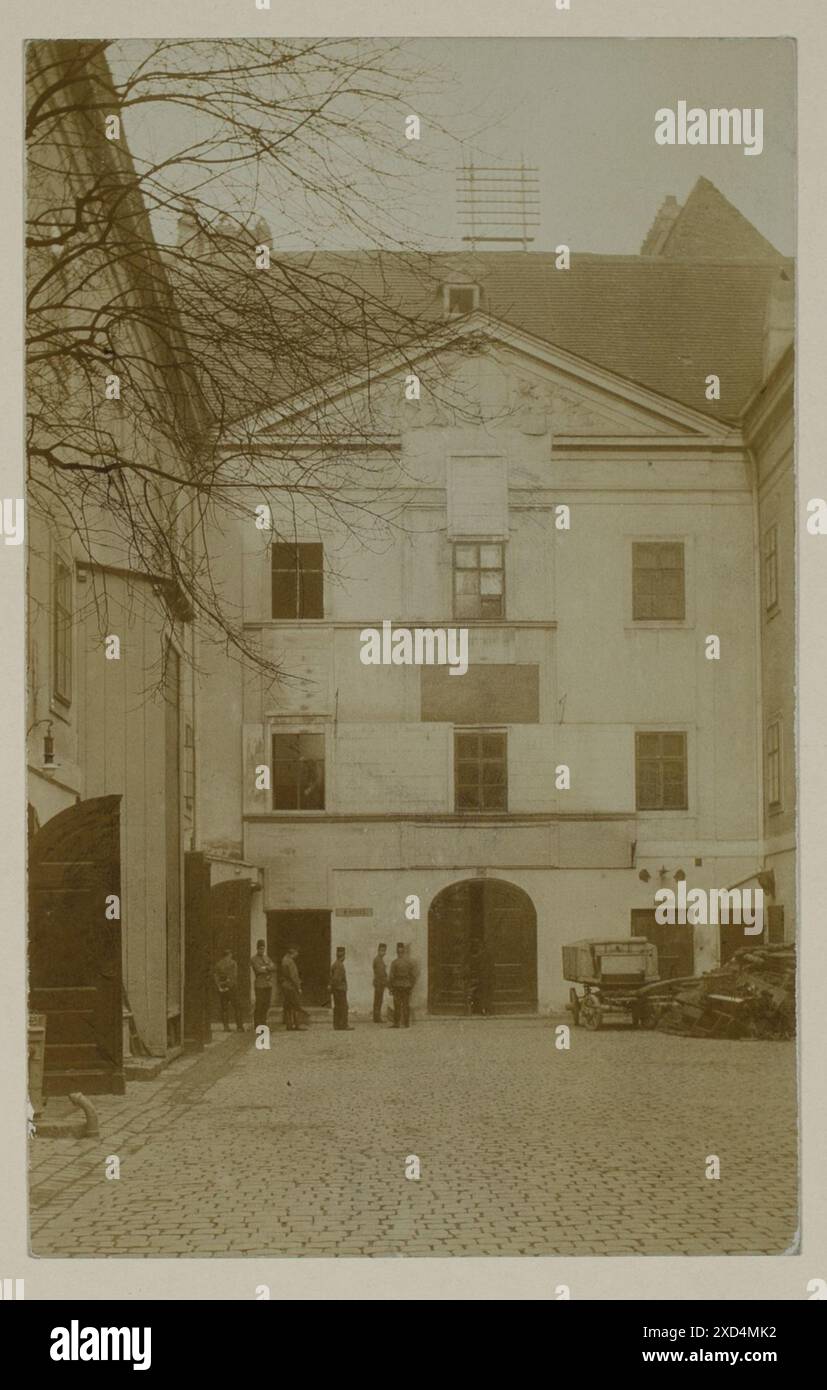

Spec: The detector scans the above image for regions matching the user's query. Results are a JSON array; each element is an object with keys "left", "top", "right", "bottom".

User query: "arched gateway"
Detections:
[{"left": 428, "top": 878, "right": 538, "bottom": 1015}]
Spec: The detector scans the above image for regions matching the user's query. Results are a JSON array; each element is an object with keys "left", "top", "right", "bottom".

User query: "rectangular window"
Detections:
[
  {"left": 635, "top": 731, "right": 688, "bottom": 810},
  {"left": 763, "top": 525, "right": 779, "bottom": 612},
  {"left": 453, "top": 542, "right": 505, "bottom": 619},
  {"left": 272, "top": 733, "right": 325, "bottom": 810},
  {"left": 183, "top": 721, "right": 195, "bottom": 819},
  {"left": 52, "top": 554, "right": 72, "bottom": 705},
  {"left": 444, "top": 284, "right": 478, "bottom": 316},
  {"left": 766, "top": 718, "right": 782, "bottom": 810},
  {"left": 632, "top": 542, "right": 685, "bottom": 621},
  {"left": 271, "top": 543, "right": 324, "bottom": 619},
  {"left": 454, "top": 728, "right": 507, "bottom": 812}
]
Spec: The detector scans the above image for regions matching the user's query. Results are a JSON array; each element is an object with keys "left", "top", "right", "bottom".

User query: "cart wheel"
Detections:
[
  {"left": 639, "top": 1002, "right": 659, "bottom": 1030},
  {"left": 569, "top": 987, "right": 580, "bottom": 1026},
  {"left": 580, "top": 995, "right": 602, "bottom": 1031}
]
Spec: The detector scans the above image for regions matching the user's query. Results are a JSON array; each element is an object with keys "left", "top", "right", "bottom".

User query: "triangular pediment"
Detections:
[{"left": 222, "top": 312, "right": 735, "bottom": 447}]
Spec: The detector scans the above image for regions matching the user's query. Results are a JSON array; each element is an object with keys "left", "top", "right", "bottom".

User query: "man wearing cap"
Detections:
[
  {"left": 250, "top": 939, "right": 276, "bottom": 1029},
  {"left": 387, "top": 941, "right": 415, "bottom": 1028},
  {"left": 372, "top": 942, "right": 388, "bottom": 1023},
  {"left": 280, "top": 945, "right": 306, "bottom": 1032},
  {"left": 214, "top": 948, "right": 244, "bottom": 1032},
  {"left": 329, "top": 946, "right": 354, "bottom": 1031}
]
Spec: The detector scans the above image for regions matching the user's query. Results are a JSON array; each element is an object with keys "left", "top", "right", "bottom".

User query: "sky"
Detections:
[
  {"left": 115, "top": 36, "right": 795, "bottom": 258},
  {"left": 408, "top": 37, "right": 795, "bottom": 255}
]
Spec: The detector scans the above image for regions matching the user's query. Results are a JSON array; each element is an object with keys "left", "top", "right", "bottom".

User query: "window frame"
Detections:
[
  {"left": 766, "top": 715, "right": 782, "bottom": 812},
  {"left": 632, "top": 541, "right": 686, "bottom": 623},
  {"left": 51, "top": 551, "right": 73, "bottom": 708},
  {"left": 270, "top": 541, "right": 324, "bottom": 620},
  {"left": 452, "top": 541, "right": 506, "bottom": 620},
  {"left": 635, "top": 730, "right": 688, "bottom": 812},
  {"left": 271, "top": 730, "right": 326, "bottom": 812},
  {"left": 453, "top": 726, "right": 508, "bottom": 813},
  {"left": 183, "top": 720, "right": 195, "bottom": 820},
  {"left": 443, "top": 283, "right": 480, "bottom": 317},
  {"left": 763, "top": 523, "right": 779, "bottom": 615}
]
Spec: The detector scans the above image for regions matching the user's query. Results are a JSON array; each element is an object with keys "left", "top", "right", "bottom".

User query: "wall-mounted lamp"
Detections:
[
  {"left": 42, "top": 722, "right": 60, "bottom": 773},
  {"left": 674, "top": 869, "right": 686, "bottom": 883},
  {"left": 638, "top": 869, "right": 651, "bottom": 883}
]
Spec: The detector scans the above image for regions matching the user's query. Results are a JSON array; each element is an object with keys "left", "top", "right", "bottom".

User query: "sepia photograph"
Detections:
[{"left": 24, "top": 33, "right": 797, "bottom": 1261}]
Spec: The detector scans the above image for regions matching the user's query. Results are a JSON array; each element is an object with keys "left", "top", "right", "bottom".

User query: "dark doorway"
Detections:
[
  {"left": 428, "top": 879, "right": 537, "bottom": 1014},
  {"left": 631, "top": 909, "right": 694, "bottom": 980},
  {"left": 267, "top": 910, "right": 331, "bottom": 1006},
  {"left": 29, "top": 795, "right": 124, "bottom": 1095},
  {"left": 210, "top": 879, "right": 253, "bottom": 1023}
]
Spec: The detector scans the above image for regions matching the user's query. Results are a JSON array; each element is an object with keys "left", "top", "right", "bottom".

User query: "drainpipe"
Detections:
[{"left": 748, "top": 445, "right": 766, "bottom": 891}]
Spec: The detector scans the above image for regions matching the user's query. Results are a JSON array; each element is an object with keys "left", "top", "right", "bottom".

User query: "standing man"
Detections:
[
  {"left": 250, "top": 939, "right": 276, "bottom": 1030},
  {"left": 329, "top": 946, "right": 354, "bottom": 1031},
  {"left": 388, "top": 941, "right": 415, "bottom": 1028},
  {"left": 214, "top": 949, "right": 244, "bottom": 1032},
  {"left": 372, "top": 942, "right": 388, "bottom": 1023},
  {"left": 280, "top": 945, "right": 306, "bottom": 1032}
]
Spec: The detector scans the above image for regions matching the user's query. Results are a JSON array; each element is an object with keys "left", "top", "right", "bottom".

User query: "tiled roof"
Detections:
[{"left": 170, "top": 242, "right": 793, "bottom": 429}]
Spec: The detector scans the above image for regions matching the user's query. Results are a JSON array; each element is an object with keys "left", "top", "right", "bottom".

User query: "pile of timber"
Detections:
[{"left": 655, "top": 943, "right": 795, "bottom": 1040}]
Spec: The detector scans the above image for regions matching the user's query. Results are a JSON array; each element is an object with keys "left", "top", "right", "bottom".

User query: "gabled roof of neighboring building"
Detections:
[{"left": 641, "top": 177, "right": 785, "bottom": 262}]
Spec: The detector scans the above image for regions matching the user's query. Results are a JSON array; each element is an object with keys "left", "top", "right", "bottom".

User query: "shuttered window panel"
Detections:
[{"left": 447, "top": 457, "right": 508, "bottom": 538}]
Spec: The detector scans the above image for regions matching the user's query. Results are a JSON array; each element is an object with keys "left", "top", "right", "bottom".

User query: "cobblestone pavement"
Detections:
[{"left": 29, "top": 1018, "right": 798, "bottom": 1258}]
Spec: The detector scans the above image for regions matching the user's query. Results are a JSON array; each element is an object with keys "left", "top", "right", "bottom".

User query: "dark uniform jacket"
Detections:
[
  {"left": 281, "top": 955, "right": 301, "bottom": 990},
  {"left": 372, "top": 954, "right": 388, "bottom": 987},
  {"left": 330, "top": 959, "right": 348, "bottom": 993},
  {"left": 388, "top": 957, "right": 415, "bottom": 990}
]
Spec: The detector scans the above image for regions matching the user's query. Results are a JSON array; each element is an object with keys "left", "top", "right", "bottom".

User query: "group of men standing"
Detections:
[{"left": 213, "top": 939, "right": 419, "bottom": 1034}]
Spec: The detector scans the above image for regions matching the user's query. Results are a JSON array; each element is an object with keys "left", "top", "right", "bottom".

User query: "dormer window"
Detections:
[{"left": 443, "top": 283, "right": 479, "bottom": 317}]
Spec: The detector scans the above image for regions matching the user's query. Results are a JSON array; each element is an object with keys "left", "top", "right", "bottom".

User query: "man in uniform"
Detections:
[
  {"left": 329, "top": 946, "right": 354, "bottom": 1031},
  {"left": 280, "top": 944, "right": 306, "bottom": 1031},
  {"left": 250, "top": 940, "right": 276, "bottom": 1029},
  {"left": 214, "top": 948, "right": 244, "bottom": 1032},
  {"left": 372, "top": 942, "right": 388, "bottom": 1023},
  {"left": 388, "top": 941, "right": 415, "bottom": 1028}
]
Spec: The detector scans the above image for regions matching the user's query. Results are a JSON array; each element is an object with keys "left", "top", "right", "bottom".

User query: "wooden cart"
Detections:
[{"left": 563, "top": 937, "right": 660, "bottom": 1030}]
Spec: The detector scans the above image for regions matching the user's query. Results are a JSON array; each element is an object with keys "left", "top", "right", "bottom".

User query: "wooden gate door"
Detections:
[
  {"left": 428, "top": 879, "right": 537, "bottom": 1014},
  {"left": 484, "top": 880, "right": 538, "bottom": 1014},
  {"left": 209, "top": 879, "right": 253, "bottom": 1024},
  {"left": 29, "top": 795, "right": 124, "bottom": 1095}
]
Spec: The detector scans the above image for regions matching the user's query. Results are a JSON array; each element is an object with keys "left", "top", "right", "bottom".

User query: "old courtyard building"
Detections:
[
  {"left": 200, "top": 180, "right": 795, "bottom": 1018},
  {"left": 26, "top": 42, "right": 212, "bottom": 1090}
]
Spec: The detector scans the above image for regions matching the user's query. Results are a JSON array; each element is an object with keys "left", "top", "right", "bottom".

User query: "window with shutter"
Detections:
[{"left": 447, "top": 457, "right": 508, "bottom": 538}]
